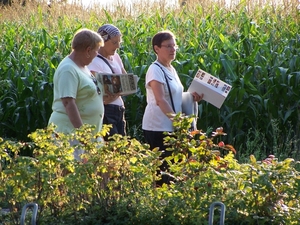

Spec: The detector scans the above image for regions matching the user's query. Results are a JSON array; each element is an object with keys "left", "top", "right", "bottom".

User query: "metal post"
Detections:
[
  {"left": 208, "top": 201, "right": 226, "bottom": 225},
  {"left": 20, "top": 203, "right": 38, "bottom": 225}
]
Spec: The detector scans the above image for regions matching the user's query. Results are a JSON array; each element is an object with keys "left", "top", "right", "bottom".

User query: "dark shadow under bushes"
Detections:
[{"left": 0, "top": 115, "right": 300, "bottom": 224}]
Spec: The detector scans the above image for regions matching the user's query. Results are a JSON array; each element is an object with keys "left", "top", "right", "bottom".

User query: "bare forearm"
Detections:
[
  {"left": 150, "top": 80, "right": 176, "bottom": 119},
  {"left": 63, "top": 100, "right": 83, "bottom": 128},
  {"left": 66, "top": 106, "right": 83, "bottom": 128},
  {"left": 157, "top": 99, "right": 175, "bottom": 118}
]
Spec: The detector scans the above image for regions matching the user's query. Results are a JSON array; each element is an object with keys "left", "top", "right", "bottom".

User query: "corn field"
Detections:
[{"left": 0, "top": 0, "right": 300, "bottom": 161}]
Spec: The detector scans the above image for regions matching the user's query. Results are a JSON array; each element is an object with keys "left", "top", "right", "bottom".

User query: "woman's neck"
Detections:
[
  {"left": 98, "top": 48, "right": 110, "bottom": 59},
  {"left": 157, "top": 59, "right": 171, "bottom": 68},
  {"left": 69, "top": 52, "right": 85, "bottom": 68}
]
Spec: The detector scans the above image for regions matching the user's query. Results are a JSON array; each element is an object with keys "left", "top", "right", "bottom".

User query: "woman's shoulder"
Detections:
[
  {"left": 145, "top": 62, "right": 165, "bottom": 83},
  {"left": 55, "top": 57, "right": 80, "bottom": 77},
  {"left": 147, "top": 62, "right": 164, "bottom": 74},
  {"left": 57, "top": 57, "right": 75, "bottom": 70},
  {"left": 88, "top": 56, "right": 103, "bottom": 72}
]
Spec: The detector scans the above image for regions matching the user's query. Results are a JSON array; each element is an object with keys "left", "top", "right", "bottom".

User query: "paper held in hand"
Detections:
[
  {"left": 95, "top": 73, "right": 139, "bottom": 96},
  {"left": 187, "top": 69, "right": 232, "bottom": 109}
]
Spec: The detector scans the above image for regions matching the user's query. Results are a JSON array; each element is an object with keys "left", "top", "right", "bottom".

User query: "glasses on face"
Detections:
[
  {"left": 92, "top": 77, "right": 101, "bottom": 95},
  {"left": 110, "top": 39, "right": 122, "bottom": 46},
  {"left": 161, "top": 44, "right": 179, "bottom": 50}
]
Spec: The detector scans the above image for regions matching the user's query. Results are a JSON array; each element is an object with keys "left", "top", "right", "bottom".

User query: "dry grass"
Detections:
[
  {"left": 0, "top": 0, "right": 299, "bottom": 25},
  {"left": 0, "top": 1, "right": 89, "bottom": 22}
]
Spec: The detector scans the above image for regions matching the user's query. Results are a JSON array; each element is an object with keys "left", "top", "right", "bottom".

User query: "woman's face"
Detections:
[
  {"left": 85, "top": 44, "right": 101, "bottom": 65},
  {"left": 156, "top": 37, "right": 178, "bottom": 62},
  {"left": 102, "top": 35, "right": 122, "bottom": 56}
]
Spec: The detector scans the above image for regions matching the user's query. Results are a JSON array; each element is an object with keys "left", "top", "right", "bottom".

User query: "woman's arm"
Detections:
[
  {"left": 61, "top": 97, "right": 83, "bottom": 128},
  {"left": 103, "top": 94, "right": 120, "bottom": 104},
  {"left": 121, "top": 67, "right": 127, "bottom": 74},
  {"left": 149, "top": 80, "right": 175, "bottom": 119}
]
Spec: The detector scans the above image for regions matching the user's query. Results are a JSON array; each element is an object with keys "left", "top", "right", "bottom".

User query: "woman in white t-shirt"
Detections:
[
  {"left": 88, "top": 24, "right": 127, "bottom": 140},
  {"left": 142, "top": 30, "right": 203, "bottom": 186}
]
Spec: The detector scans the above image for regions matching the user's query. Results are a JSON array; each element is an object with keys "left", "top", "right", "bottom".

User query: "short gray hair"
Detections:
[{"left": 72, "top": 28, "right": 103, "bottom": 51}]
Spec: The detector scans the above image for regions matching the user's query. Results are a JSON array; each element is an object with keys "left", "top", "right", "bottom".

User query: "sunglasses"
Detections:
[{"left": 92, "top": 77, "right": 101, "bottom": 95}]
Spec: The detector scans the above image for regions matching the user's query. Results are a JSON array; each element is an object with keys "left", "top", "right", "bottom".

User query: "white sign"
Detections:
[{"left": 187, "top": 69, "right": 231, "bottom": 109}]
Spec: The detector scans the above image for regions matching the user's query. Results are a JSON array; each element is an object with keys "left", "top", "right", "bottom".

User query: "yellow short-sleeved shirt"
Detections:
[{"left": 48, "top": 57, "right": 104, "bottom": 134}]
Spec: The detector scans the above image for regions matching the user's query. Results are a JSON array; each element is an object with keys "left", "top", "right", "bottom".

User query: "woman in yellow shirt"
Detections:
[{"left": 48, "top": 28, "right": 104, "bottom": 160}]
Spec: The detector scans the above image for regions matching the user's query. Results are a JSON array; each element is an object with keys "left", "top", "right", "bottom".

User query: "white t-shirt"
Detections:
[
  {"left": 142, "top": 61, "right": 184, "bottom": 132},
  {"left": 88, "top": 53, "right": 125, "bottom": 106}
]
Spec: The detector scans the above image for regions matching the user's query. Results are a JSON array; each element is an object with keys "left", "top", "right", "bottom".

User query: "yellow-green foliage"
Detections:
[
  {"left": 0, "top": 115, "right": 300, "bottom": 224},
  {"left": 1, "top": 1, "right": 300, "bottom": 158}
]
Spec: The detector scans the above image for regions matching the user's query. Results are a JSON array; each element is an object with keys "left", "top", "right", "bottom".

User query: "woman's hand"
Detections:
[
  {"left": 103, "top": 92, "right": 121, "bottom": 104},
  {"left": 191, "top": 92, "right": 204, "bottom": 102}
]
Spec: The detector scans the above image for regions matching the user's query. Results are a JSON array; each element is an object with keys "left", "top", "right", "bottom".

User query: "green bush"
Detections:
[{"left": 0, "top": 115, "right": 299, "bottom": 224}]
